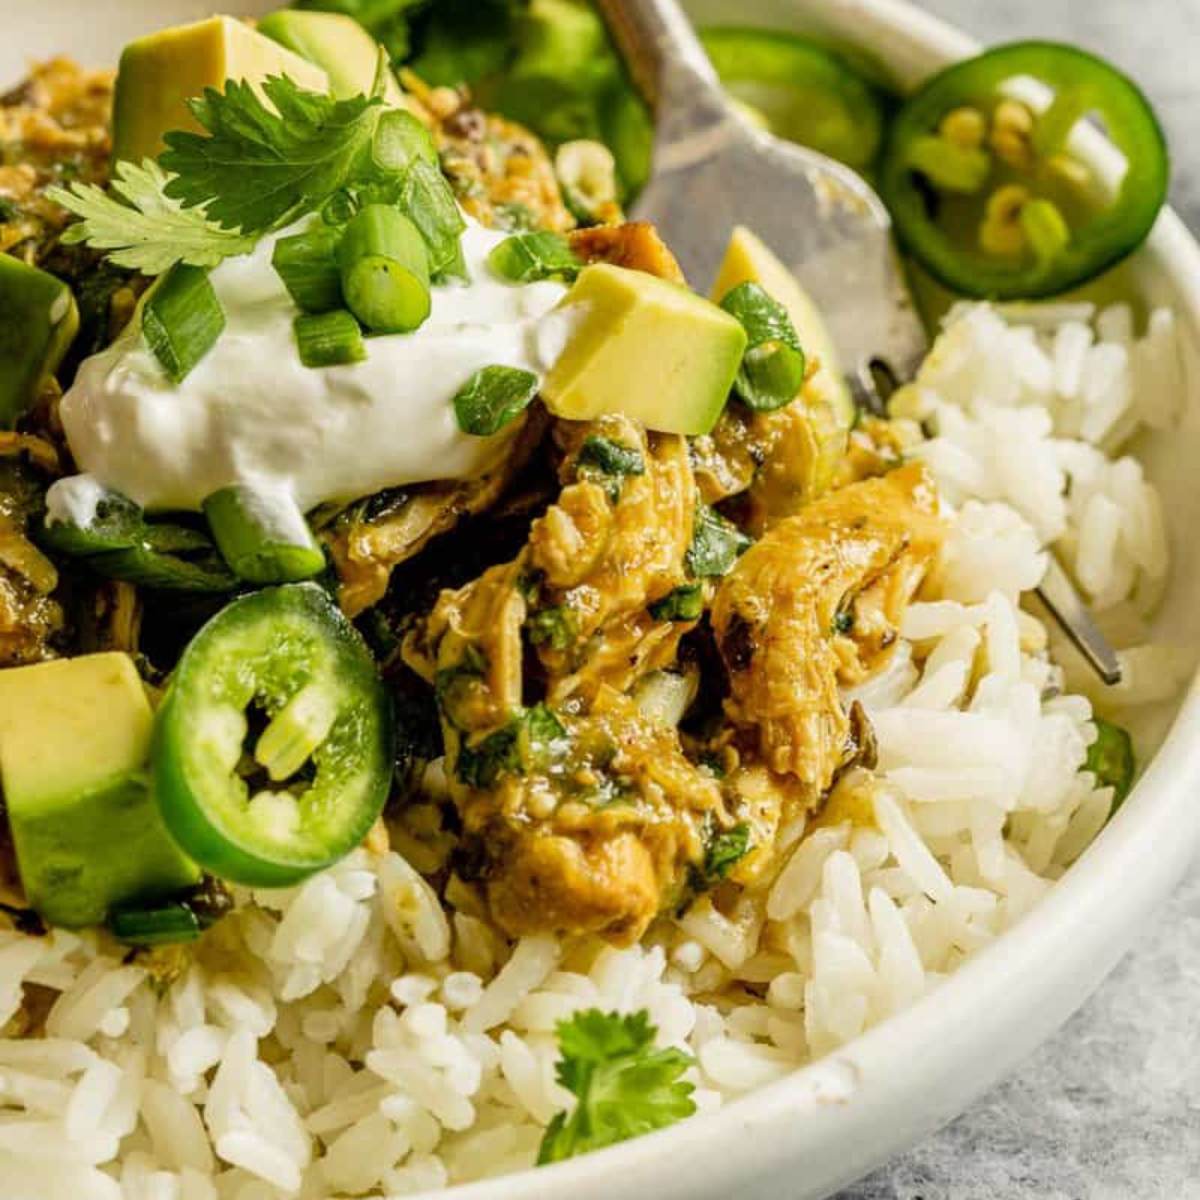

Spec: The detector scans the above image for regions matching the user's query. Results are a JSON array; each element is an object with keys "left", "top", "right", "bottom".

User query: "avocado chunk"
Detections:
[
  {"left": 711, "top": 225, "right": 855, "bottom": 430},
  {"left": 257, "top": 9, "right": 405, "bottom": 105},
  {"left": 541, "top": 264, "right": 746, "bottom": 436},
  {"left": 0, "top": 653, "right": 199, "bottom": 928},
  {"left": 112, "top": 16, "right": 330, "bottom": 165},
  {"left": 0, "top": 256, "right": 78, "bottom": 428}
]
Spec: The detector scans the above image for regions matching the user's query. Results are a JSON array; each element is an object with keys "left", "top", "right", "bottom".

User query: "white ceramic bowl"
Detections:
[{"left": 6, "top": 3, "right": 1200, "bottom": 1197}]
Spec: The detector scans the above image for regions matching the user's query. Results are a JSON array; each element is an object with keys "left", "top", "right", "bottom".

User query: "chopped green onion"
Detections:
[
  {"left": 555, "top": 140, "right": 618, "bottom": 224},
  {"left": 577, "top": 436, "right": 645, "bottom": 479},
  {"left": 110, "top": 901, "right": 202, "bottom": 947},
  {"left": 487, "top": 231, "right": 582, "bottom": 283},
  {"left": 905, "top": 134, "right": 991, "bottom": 193},
  {"left": 649, "top": 583, "right": 704, "bottom": 622},
  {"left": 719, "top": 282, "right": 807, "bottom": 412},
  {"left": 272, "top": 227, "right": 344, "bottom": 313},
  {"left": 203, "top": 483, "right": 327, "bottom": 584},
  {"left": 1086, "top": 716, "right": 1136, "bottom": 808},
  {"left": 687, "top": 505, "right": 752, "bottom": 577},
  {"left": 337, "top": 204, "right": 431, "bottom": 333},
  {"left": 294, "top": 309, "right": 367, "bottom": 368},
  {"left": 453, "top": 365, "right": 539, "bottom": 436},
  {"left": 142, "top": 263, "right": 225, "bottom": 383},
  {"left": 400, "top": 159, "right": 467, "bottom": 280},
  {"left": 371, "top": 109, "right": 438, "bottom": 175}
]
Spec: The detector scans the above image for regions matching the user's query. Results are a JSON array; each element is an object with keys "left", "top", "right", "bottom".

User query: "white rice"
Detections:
[{"left": 0, "top": 302, "right": 1188, "bottom": 1197}]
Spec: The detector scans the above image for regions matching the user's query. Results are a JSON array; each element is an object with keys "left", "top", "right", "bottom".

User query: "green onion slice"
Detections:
[
  {"left": 488, "top": 231, "right": 582, "bottom": 283},
  {"left": 453, "top": 365, "right": 539, "bottom": 436},
  {"left": 294, "top": 309, "right": 367, "bottom": 368},
  {"left": 203, "top": 483, "right": 327, "bottom": 585},
  {"left": 142, "top": 263, "right": 225, "bottom": 383},
  {"left": 400, "top": 159, "right": 467, "bottom": 281},
  {"left": 272, "top": 227, "right": 344, "bottom": 314},
  {"left": 110, "top": 901, "right": 202, "bottom": 947},
  {"left": 337, "top": 204, "right": 431, "bottom": 333},
  {"left": 719, "top": 281, "right": 807, "bottom": 412}
]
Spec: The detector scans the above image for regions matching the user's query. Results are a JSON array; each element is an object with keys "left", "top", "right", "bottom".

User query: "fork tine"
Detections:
[{"left": 1035, "top": 557, "right": 1123, "bottom": 686}]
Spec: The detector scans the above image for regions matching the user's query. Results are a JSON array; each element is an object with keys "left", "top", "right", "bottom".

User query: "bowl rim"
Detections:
[{"left": 435, "top": 2, "right": 1200, "bottom": 1197}]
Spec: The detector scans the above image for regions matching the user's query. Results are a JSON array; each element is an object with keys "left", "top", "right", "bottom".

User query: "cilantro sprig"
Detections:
[
  {"left": 538, "top": 1009, "right": 696, "bottom": 1165},
  {"left": 47, "top": 160, "right": 256, "bottom": 274},
  {"left": 48, "top": 49, "right": 463, "bottom": 283},
  {"left": 160, "top": 71, "right": 386, "bottom": 235}
]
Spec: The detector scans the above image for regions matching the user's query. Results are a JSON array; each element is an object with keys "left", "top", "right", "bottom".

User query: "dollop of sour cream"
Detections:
[{"left": 51, "top": 220, "right": 573, "bottom": 517}]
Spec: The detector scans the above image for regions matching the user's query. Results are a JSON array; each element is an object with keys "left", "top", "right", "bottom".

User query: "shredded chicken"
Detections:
[
  {"left": 530, "top": 415, "right": 697, "bottom": 703},
  {"left": 402, "top": 415, "right": 719, "bottom": 941},
  {"left": 692, "top": 376, "right": 849, "bottom": 524},
  {"left": 0, "top": 441, "right": 63, "bottom": 665},
  {"left": 712, "top": 464, "right": 943, "bottom": 794},
  {"left": 399, "top": 70, "right": 574, "bottom": 233},
  {"left": 568, "top": 221, "right": 686, "bottom": 284},
  {"left": 326, "top": 408, "right": 550, "bottom": 617},
  {"left": 0, "top": 58, "right": 114, "bottom": 262},
  {"left": 449, "top": 688, "right": 724, "bottom": 945}
]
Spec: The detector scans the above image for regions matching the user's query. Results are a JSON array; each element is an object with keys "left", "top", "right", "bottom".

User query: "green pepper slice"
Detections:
[
  {"left": 39, "top": 487, "right": 236, "bottom": 592},
  {"left": 880, "top": 42, "right": 1169, "bottom": 300},
  {"left": 153, "top": 583, "right": 393, "bottom": 887},
  {"left": 700, "top": 28, "right": 885, "bottom": 170}
]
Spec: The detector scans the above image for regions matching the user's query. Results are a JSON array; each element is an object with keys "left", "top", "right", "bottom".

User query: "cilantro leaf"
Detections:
[
  {"left": 577, "top": 436, "right": 645, "bottom": 479},
  {"left": 704, "top": 822, "right": 752, "bottom": 881},
  {"left": 649, "top": 583, "right": 704, "bottom": 622},
  {"left": 538, "top": 1009, "right": 696, "bottom": 1165},
  {"left": 47, "top": 160, "right": 257, "bottom": 275},
  {"left": 527, "top": 605, "right": 576, "bottom": 651},
  {"left": 160, "top": 72, "right": 386, "bottom": 235},
  {"left": 455, "top": 702, "right": 568, "bottom": 789},
  {"left": 687, "top": 505, "right": 752, "bottom": 578}
]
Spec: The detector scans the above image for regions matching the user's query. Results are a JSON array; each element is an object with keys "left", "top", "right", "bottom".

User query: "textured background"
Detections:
[{"left": 838, "top": 3, "right": 1200, "bottom": 1197}]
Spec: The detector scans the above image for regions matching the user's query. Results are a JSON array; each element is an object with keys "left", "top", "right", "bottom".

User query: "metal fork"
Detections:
[{"left": 595, "top": 0, "right": 1121, "bottom": 685}]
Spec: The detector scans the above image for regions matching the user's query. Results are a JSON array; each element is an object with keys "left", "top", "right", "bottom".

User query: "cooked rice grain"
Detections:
[{"left": 0, "top": 302, "right": 1188, "bottom": 1198}]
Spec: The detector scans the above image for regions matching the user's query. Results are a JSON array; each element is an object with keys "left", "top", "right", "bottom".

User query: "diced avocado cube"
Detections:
[
  {"left": 257, "top": 10, "right": 405, "bottom": 105},
  {"left": 112, "top": 16, "right": 330, "bottom": 165},
  {"left": 711, "top": 225, "right": 855, "bottom": 431},
  {"left": 541, "top": 263, "right": 746, "bottom": 436},
  {"left": 0, "top": 256, "right": 78, "bottom": 428},
  {"left": 0, "top": 653, "right": 199, "bottom": 928}
]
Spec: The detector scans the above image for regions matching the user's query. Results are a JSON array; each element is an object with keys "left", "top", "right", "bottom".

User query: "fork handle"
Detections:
[{"left": 594, "top": 0, "right": 720, "bottom": 111}]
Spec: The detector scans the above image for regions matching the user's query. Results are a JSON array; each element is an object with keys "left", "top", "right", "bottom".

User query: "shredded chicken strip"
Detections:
[{"left": 712, "top": 464, "right": 943, "bottom": 793}]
